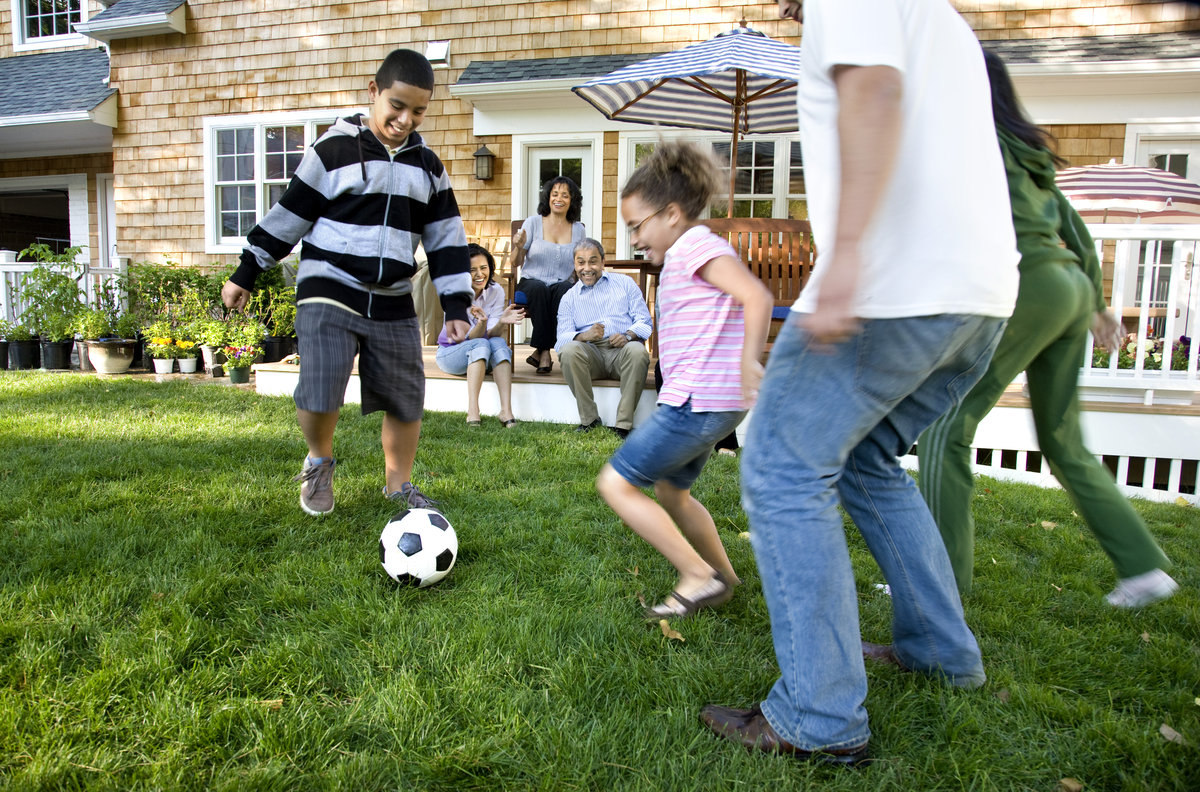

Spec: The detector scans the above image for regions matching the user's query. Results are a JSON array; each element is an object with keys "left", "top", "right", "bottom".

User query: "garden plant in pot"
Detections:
[
  {"left": 19, "top": 244, "right": 85, "bottom": 370},
  {"left": 5, "top": 322, "right": 39, "bottom": 369},
  {"left": 196, "top": 318, "right": 228, "bottom": 377},
  {"left": 251, "top": 273, "right": 297, "bottom": 363},
  {"left": 76, "top": 279, "right": 140, "bottom": 375},
  {"left": 175, "top": 338, "right": 199, "bottom": 373},
  {"left": 0, "top": 319, "right": 11, "bottom": 371},
  {"left": 77, "top": 308, "right": 139, "bottom": 375},
  {"left": 221, "top": 314, "right": 266, "bottom": 385},
  {"left": 142, "top": 319, "right": 180, "bottom": 374},
  {"left": 175, "top": 290, "right": 223, "bottom": 376}
]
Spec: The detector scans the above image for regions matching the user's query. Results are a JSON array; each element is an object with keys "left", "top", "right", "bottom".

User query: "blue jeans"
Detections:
[
  {"left": 741, "top": 314, "right": 1005, "bottom": 751},
  {"left": 434, "top": 336, "right": 512, "bottom": 375},
  {"left": 610, "top": 400, "right": 744, "bottom": 490}
]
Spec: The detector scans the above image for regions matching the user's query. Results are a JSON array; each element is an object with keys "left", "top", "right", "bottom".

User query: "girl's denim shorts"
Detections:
[{"left": 609, "top": 400, "right": 745, "bottom": 490}]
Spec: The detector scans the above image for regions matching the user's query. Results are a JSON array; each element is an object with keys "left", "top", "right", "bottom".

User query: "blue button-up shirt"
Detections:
[{"left": 554, "top": 271, "right": 653, "bottom": 354}]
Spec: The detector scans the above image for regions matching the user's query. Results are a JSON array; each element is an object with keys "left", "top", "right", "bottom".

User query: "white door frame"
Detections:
[
  {"left": 0, "top": 173, "right": 90, "bottom": 264},
  {"left": 96, "top": 173, "right": 116, "bottom": 267},
  {"left": 511, "top": 132, "right": 604, "bottom": 236}
]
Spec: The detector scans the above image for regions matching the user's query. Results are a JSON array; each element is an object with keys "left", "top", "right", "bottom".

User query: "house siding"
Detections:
[{"left": 2, "top": 1, "right": 1196, "bottom": 268}]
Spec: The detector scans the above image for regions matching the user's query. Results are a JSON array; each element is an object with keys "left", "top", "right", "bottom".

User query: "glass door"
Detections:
[{"left": 526, "top": 146, "right": 594, "bottom": 233}]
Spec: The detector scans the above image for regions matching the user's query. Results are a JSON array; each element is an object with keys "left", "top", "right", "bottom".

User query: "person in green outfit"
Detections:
[{"left": 918, "top": 50, "right": 1178, "bottom": 609}]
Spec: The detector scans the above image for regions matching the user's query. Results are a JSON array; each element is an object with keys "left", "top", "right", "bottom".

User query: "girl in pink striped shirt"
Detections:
[{"left": 597, "top": 141, "right": 773, "bottom": 620}]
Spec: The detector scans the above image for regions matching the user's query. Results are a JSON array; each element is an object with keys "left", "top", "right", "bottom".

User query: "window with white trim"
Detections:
[
  {"left": 11, "top": 0, "right": 87, "bottom": 50},
  {"left": 620, "top": 133, "right": 807, "bottom": 253},
  {"left": 203, "top": 113, "right": 343, "bottom": 252}
]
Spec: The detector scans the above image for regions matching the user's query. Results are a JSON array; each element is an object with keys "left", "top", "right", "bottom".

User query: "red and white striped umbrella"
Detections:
[{"left": 1056, "top": 161, "right": 1200, "bottom": 223}]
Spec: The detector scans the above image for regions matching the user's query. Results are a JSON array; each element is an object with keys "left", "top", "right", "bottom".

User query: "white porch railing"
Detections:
[
  {"left": 1078, "top": 223, "right": 1200, "bottom": 406},
  {"left": 0, "top": 250, "right": 128, "bottom": 324}
]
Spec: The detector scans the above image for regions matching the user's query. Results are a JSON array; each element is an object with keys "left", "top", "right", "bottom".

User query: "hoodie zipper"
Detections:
[{"left": 370, "top": 148, "right": 400, "bottom": 320}]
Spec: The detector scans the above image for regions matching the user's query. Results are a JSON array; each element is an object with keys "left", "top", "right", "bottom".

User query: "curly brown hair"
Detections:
[{"left": 620, "top": 140, "right": 723, "bottom": 219}]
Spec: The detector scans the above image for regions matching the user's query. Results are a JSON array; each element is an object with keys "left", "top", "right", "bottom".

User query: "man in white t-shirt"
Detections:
[{"left": 701, "top": 0, "right": 1019, "bottom": 764}]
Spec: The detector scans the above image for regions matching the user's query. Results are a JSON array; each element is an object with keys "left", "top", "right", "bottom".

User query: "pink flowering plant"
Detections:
[
  {"left": 220, "top": 314, "right": 266, "bottom": 369},
  {"left": 221, "top": 344, "right": 260, "bottom": 369}
]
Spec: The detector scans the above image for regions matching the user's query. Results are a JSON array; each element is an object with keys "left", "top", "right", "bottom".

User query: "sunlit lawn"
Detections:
[{"left": 0, "top": 372, "right": 1196, "bottom": 791}]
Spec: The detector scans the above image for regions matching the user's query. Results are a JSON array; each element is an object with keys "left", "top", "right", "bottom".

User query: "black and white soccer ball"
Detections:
[{"left": 379, "top": 508, "right": 458, "bottom": 587}]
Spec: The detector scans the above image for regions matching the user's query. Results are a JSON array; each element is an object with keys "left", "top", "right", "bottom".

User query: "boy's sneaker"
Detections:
[
  {"left": 384, "top": 482, "right": 440, "bottom": 511},
  {"left": 1105, "top": 568, "right": 1178, "bottom": 608},
  {"left": 294, "top": 457, "right": 336, "bottom": 516}
]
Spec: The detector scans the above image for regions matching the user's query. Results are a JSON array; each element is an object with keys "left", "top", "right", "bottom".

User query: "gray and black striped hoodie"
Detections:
[{"left": 231, "top": 114, "right": 472, "bottom": 323}]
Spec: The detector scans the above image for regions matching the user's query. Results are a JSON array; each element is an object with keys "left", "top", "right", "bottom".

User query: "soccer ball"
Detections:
[{"left": 379, "top": 508, "right": 458, "bottom": 587}]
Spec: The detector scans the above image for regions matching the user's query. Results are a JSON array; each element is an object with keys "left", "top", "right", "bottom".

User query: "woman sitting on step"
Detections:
[{"left": 435, "top": 244, "right": 525, "bottom": 427}]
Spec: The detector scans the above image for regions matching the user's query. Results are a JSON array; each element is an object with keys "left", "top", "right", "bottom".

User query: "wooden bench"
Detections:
[{"left": 703, "top": 217, "right": 816, "bottom": 337}]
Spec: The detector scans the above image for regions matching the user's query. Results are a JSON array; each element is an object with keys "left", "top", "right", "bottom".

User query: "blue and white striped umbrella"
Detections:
[
  {"left": 572, "top": 24, "right": 800, "bottom": 214},
  {"left": 572, "top": 25, "right": 801, "bottom": 136}
]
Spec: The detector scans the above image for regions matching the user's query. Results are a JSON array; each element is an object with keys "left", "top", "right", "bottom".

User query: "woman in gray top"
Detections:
[{"left": 511, "top": 176, "right": 586, "bottom": 374}]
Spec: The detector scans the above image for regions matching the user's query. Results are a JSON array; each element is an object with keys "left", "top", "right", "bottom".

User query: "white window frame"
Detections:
[
  {"left": 10, "top": 0, "right": 89, "bottom": 52},
  {"left": 615, "top": 131, "right": 806, "bottom": 258},
  {"left": 202, "top": 109, "right": 359, "bottom": 255}
]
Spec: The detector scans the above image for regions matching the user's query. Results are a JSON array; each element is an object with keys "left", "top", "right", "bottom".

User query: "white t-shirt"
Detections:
[{"left": 794, "top": 0, "right": 1019, "bottom": 319}]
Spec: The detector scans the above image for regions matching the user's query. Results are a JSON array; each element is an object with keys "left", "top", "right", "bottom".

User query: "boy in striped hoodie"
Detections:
[{"left": 222, "top": 49, "right": 472, "bottom": 517}]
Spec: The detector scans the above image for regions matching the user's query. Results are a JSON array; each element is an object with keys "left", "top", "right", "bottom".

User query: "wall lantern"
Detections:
[{"left": 473, "top": 145, "right": 496, "bottom": 181}]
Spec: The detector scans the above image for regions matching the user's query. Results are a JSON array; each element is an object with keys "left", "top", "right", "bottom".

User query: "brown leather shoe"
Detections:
[
  {"left": 861, "top": 641, "right": 910, "bottom": 671},
  {"left": 699, "top": 705, "right": 870, "bottom": 766}
]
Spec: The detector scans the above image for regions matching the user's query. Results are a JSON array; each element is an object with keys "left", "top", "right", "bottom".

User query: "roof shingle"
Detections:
[
  {"left": 87, "top": 0, "right": 186, "bottom": 22},
  {"left": 458, "top": 31, "right": 1200, "bottom": 87},
  {"left": 0, "top": 48, "right": 115, "bottom": 119}
]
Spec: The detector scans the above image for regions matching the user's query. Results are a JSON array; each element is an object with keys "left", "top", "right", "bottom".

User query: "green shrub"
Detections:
[{"left": 18, "top": 245, "right": 85, "bottom": 342}]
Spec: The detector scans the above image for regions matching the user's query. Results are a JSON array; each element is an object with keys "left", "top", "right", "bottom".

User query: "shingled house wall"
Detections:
[{"left": 2, "top": 1, "right": 1197, "bottom": 269}]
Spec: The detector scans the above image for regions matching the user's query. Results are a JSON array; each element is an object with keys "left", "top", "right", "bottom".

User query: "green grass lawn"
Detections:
[{"left": 0, "top": 372, "right": 1196, "bottom": 791}]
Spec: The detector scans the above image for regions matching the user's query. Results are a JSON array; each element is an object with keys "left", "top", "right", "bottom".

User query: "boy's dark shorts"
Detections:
[{"left": 294, "top": 301, "right": 423, "bottom": 421}]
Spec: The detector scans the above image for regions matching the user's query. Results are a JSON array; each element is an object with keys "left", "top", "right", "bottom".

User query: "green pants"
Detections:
[{"left": 918, "top": 262, "right": 1170, "bottom": 593}]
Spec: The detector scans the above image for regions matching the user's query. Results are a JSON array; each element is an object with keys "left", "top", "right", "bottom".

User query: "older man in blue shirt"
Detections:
[{"left": 555, "top": 238, "right": 653, "bottom": 438}]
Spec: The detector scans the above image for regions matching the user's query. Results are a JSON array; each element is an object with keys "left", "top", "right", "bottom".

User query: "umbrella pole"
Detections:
[
  {"left": 728, "top": 69, "right": 747, "bottom": 218},
  {"left": 728, "top": 120, "right": 739, "bottom": 218}
]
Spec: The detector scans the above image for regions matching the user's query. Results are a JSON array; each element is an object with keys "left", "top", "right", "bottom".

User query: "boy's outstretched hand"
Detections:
[
  {"left": 222, "top": 280, "right": 250, "bottom": 311},
  {"left": 444, "top": 319, "right": 469, "bottom": 344}
]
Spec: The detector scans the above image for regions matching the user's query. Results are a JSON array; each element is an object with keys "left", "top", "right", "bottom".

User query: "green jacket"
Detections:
[{"left": 997, "top": 127, "right": 1107, "bottom": 313}]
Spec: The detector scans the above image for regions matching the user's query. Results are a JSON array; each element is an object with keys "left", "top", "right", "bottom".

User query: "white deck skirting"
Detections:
[
  {"left": 252, "top": 360, "right": 661, "bottom": 430},
  {"left": 253, "top": 362, "right": 1197, "bottom": 506}
]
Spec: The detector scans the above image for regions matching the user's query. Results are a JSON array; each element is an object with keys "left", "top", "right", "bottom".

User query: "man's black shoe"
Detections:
[{"left": 574, "top": 419, "right": 603, "bottom": 433}]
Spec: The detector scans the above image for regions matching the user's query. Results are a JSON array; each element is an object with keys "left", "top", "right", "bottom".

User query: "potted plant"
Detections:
[
  {"left": 251, "top": 279, "right": 297, "bottom": 362},
  {"left": 5, "top": 323, "right": 39, "bottom": 369},
  {"left": 18, "top": 244, "right": 85, "bottom": 370},
  {"left": 142, "top": 319, "right": 179, "bottom": 374},
  {"left": 76, "top": 279, "right": 140, "bottom": 375},
  {"left": 0, "top": 319, "right": 11, "bottom": 371},
  {"left": 221, "top": 314, "right": 266, "bottom": 384},
  {"left": 195, "top": 317, "right": 228, "bottom": 377},
  {"left": 175, "top": 339, "right": 199, "bottom": 373}
]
